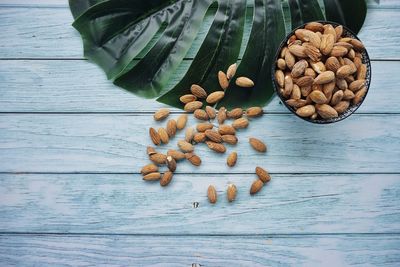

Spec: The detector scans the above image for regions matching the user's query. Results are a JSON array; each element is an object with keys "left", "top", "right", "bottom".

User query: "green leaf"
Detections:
[{"left": 70, "top": 0, "right": 368, "bottom": 109}]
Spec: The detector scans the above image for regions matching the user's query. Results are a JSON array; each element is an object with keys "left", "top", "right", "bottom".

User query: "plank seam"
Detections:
[{"left": 0, "top": 172, "right": 398, "bottom": 175}]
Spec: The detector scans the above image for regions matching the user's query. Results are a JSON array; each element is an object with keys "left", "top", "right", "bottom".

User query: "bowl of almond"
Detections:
[{"left": 272, "top": 21, "right": 371, "bottom": 124}]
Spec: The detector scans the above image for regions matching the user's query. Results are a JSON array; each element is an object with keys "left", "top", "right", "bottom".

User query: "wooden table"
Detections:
[{"left": 0, "top": 0, "right": 399, "bottom": 266}]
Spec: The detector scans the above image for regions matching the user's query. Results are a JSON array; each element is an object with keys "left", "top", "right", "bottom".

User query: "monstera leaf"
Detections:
[{"left": 70, "top": 0, "right": 368, "bottom": 109}]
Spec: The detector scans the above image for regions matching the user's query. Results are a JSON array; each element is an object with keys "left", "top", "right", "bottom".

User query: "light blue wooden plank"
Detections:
[
  {"left": 0, "top": 173, "right": 398, "bottom": 234},
  {"left": 0, "top": 114, "right": 399, "bottom": 173},
  {"left": 0, "top": 59, "right": 394, "bottom": 113},
  {"left": 0, "top": 7, "right": 398, "bottom": 59},
  {"left": 0, "top": 234, "right": 399, "bottom": 266}
]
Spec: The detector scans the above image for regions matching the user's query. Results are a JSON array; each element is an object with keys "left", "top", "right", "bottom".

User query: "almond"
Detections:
[
  {"left": 205, "top": 129, "right": 222, "bottom": 143},
  {"left": 217, "top": 107, "right": 227, "bottom": 124},
  {"left": 221, "top": 134, "right": 238, "bottom": 145},
  {"left": 227, "top": 152, "right": 238, "bottom": 167},
  {"left": 309, "top": 90, "right": 327, "bottom": 104},
  {"left": 236, "top": 77, "right": 255, "bottom": 88},
  {"left": 176, "top": 114, "right": 188, "bottom": 130},
  {"left": 179, "top": 94, "right": 197, "bottom": 104},
  {"left": 343, "top": 89, "right": 355, "bottom": 100},
  {"left": 206, "top": 141, "right": 226, "bottom": 153},
  {"left": 323, "top": 24, "right": 337, "bottom": 42},
  {"left": 166, "top": 156, "right": 177, "bottom": 172},
  {"left": 140, "top": 164, "right": 158, "bottom": 175},
  {"left": 196, "top": 123, "right": 213, "bottom": 132},
  {"left": 153, "top": 108, "right": 170, "bottom": 121},
  {"left": 166, "top": 119, "right": 177, "bottom": 137},
  {"left": 295, "top": 76, "right": 314, "bottom": 87},
  {"left": 345, "top": 75, "right": 355, "bottom": 84},
  {"left": 330, "top": 90, "right": 344, "bottom": 106},
  {"left": 323, "top": 81, "right": 336, "bottom": 96},
  {"left": 285, "top": 50, "right": 296, "bottom": 69},
  {"left": 335, "top": 25, "right": 343, "bottom": 40},
  {"left": 226, "top": 63, "right": 237, "bottom": 79},
  {"left": 160, "top": 171, "right": 173, "bottom": 186},
  {"left": 316, "top": 104, "right": 339, "bottom": 119},
  {"left": 205, "top": 106, "right": 216, "bottom": 119},
  {"left": 227, "top": 108, "right": 243, "bottom": 119},
  {"left": 325, "top": 56, "right": 341, "bottom": 72},
  {"left": 158, "top": 128, "right": 169, "bottom": 144},
  {"left": 246, "top": 107, "right": 263, "bottom": 118},
  {"left": 207, "top": 185, "right": 217, "bottom": 204},
  {"left": 182, "top": 127, "right": 197, "bottom": 145},
  {"left": 184, "top": 101, "right": 203, "bottom": 112},
  {"left": 283, "top": 75, "right": 293, "bottom": 98},
  {"left": 314, "top": 71, "right": 335, "bottom": 84},
  {"left": 232, "top": 117, "right": 249, "bottom": 129},
  {"left": 305, "top": 68, "right": 316, "bottom": 78},
  {"left": 193, "top": 132, "right": 207, "bottom": 143},
  {"left": 331, "top": 46, "right": 348, "bottom": 57},
  {"left": 149, "top": 127, "right": 161, "bottom": 145},
  {"left": 206, "top": 91, "right": 225, "bottom": 104},
  {"left": 150, "top": 153, "right": 167, "bottom": 165},
  {"left": 250, "top": 179, "right": 264, "bottom": 195},
  {"left": 194, "top": 109, "right": 209, "bottom": 121},
  {"left": 303, "top": 43, "right": 322, "bottom": 62},
  {"left": 190, "top": 84, "right": 207, "bottom": 98},
  {"left": 336, "top": 65, "right": 356, "bottom": 78},
  {"left": 357, "top": 64, "right": 367, "bottom": 80},
  {"left": 249, "top": 137, "right": 267, "bottom": 153},
  {"left": 256, "top": 167, "right": 271, "bottom": 183},
  {"left": 353, "top": 87, "right": 367, "bottom": 105},
  {"left": 227, "top": 184, "right": 237, "bottom": 202},
  {"left": 310, "top": 61, "right": 326, "bottom": 74},
  {"left": 277, "top": 58, "right": 286, "bottom": 70},
  {"left": 185, "top": 153, "right": 202, "bottom": 166},
  {"left": 286, "top": 99, "right": 308, "bottom": 108},
  {"left": 300, "top": 86, "right": 312, "bottom": 98},
  {"left": 291, "top": 84, "right": 301, "bottom": 100},
  {"left": 178, "top": 140, "right": 194, "bottom": 153},
  {"left": 333, "top": 101, "right": 350, "bottom": 114},
  {"left": 218, "top": 124, "right": 236, "bottom": 135},
  {"left": 296, "top": 104, "right": 315, "bottom": 117},
  {"left": 305, "top": 22, "right": 324, "bottom": 32},
  {"left": 167, "top": 149, "right": 186, "bottom": 161},
  {"left": 349, "top": 79, "right": 365, "bottom": 92},
  {"left": 143, "top": 172, "right": 161, "bottom": 181},
  {"left": 288, "top": 44, "right": 307, "bottom": 58},
  {"left": 353, "top": 56, "right": 362, "bottom": 69},
  {"left": 281, "top": 46, "right": 288, "bottom": 58},
  {"left": 291, "top": 59, "right": 308, "bottom": 78},
  {"left": 349, "top": 38, "right": 365, "bottom": 51},
  {"left": 218, "top": 71, "right": 229, "bottom": 90},
  {"left": 147, "top": 146, "right": 157, "bottom": 156},
  {"left": 320, "top": 34, "right": 335, "bottom": 55},
  {"left": 336, "top": 78, "right": 348, "bottom": 90}
]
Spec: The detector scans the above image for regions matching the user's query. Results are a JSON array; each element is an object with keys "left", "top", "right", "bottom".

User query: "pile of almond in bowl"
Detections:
[
  {"left": 274, "top": 21, "right": 370, "bottom": 123},
  {"left": 141, "top": 65, "right": 272, "bottom": 205}
]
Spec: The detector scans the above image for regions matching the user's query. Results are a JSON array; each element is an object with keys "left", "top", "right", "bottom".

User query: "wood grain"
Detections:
[
  {"left": 0, "top": 234, "right": 399, "bottom": 266},
  {"left": 0, "top": 173, "right": 399, "bottom": 234},
  {"left": 0, "top": 114, "right": 399, "bottom": 173},
  {"left": 0, "top": 60, "right": 395, "bottom": 113},
  {"left": 0, "top": 7, "right": 398, "bottom": 60}
]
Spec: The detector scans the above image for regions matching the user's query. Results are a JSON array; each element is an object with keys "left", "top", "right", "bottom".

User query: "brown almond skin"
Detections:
[
  {"left": 349, "top": 38, "right": 365, "bottom": 51},
  {"left": 184, "top": 101, "right": 203, "bottom": 112},
  {"left": 325, "top": 56, "right": 341, "bottom": 72},
  {"left": 218, "top": 71, "right": 229, "bottom": 90},
  {"left": 256, "top": 167, "right": 271, "bottom": 183},
  {"left": 320, "top": 34, "right": 335, "bottom": 55},
  {"left": 304, "top": 68, "right": 316, "bottom": 78},
  {"left": 227, "top": 108, "right": 243, "bottom": 119},
  {"left": 296, "top": 105, "right": 315, "bottom": 118},
  {"left": 185, "top": 127, "right": 195, "bottom": 143},
  {"left": 275, "top": 70, "right": 285, "bottom": 87},
  {"left": 221, "top": 135, "right": 238, "bottom": 145},
  {"left": 149, "top": 127, "right": 161, "bottom": 145},
  {"left": 316, "top": 104, "right": 339, "bottom": 119},
  {"left": 206, "top": 141, "right": 226, "bottom": 153},
  {"left": 190, "top": 84, "right": 207, "bottom": 98},
  {"left": 283, "top": 75, "right": 293, "bottom": 98},
  {"left": 158, "top": 128, "right": 169, "bottom": 144},
  {"left": 309, "top": 90, "right": 328, "bottom": 104},
  {"left": 286, "top": 99, "right": 308, "bottom": 108},
  {"left": 176, "top": 114, "right": 188, "bottom": 130},
  {"left": 227, "top": 184, "right": 237, "bottom": 202},
  {"left": 218, "top": 124, "right": 236, "bottom": 135},
  {"left": 205, "top": 130, "right": 223, "bottom": 143},
  {"left": 178, "top": 140, "right": 194, "bottom": 153},
  {"left": 353, "top": 87, "right": 367, "bottom": 105},
  {"left": 166, "top": 119, "right": 177, "bottom": 138},
  {"left": 167, "top": 149, "right": 186, "bottom": 161},
  {"left": 250, "top": 179, "right": 264, "bottom": 195},
  {"left": 147, "top": 146, "right": 157, "bottom": 156},
  {"left": 285, "top": 50, "right": 296, "bottom": 70},
  {"left": 194, "top": 109, "right": 209, "bottom": 121},
  {"left": 226, "top": 63, "right": 237, "bottom": 79},
  {"left": 337, "top": 65, "right": 356, "bottom": 79},
  {"left": 206, "top": 106, "right": 216, "bottom": 119},
  {"left": 236, "top": 77, "right": 255, "bottom": 87},
  {"left": 333, "top": 101, "right": 350, "bottom": 114},
  {"left": 140, "top": 164, "right": 159, "bottom": 175},
  {"left": 331, "top": 90, "right": 344, "bottom": 106},
  {"left": 206, "top": 91, "right": 225, "bottom": 104},
  {"left": 288, "top": 44, "right": 307, "bottom": 58},
  {"left": 305, "top": 22, "right": 324, "bottom": 32},
  {"left": 196, "top": 123, "right": 213, "bottom": 132},
  {"left": 314, "top": 71, "right": 335, "bottom": 85},
  {"left": 193, "top": 132, "right": 207, "bottom": 143},
  {"left": 357, "top": 64, "right": 367, "bottom": 80},
  {"left": 160, "top": 171, "right": 173, "bottom": 186},
  {"left": 249, "top": 138, "right": 267, "bottom": 153},
  {"left": 295, "top": 76, "right": 314, "bottom": 87},
  {"left": 343, "top": 89, "right": 355, "bottom": 100},
  {"left": 179, "top": 94, "right": 197, "bottom": 104},
  {"left": 153, "top": 108, "right": 170, "bottom": 121},
  {"left": 291, "top": 60, "right": 308, "bottom": 78},
  {"left": 143, "top": 172, "right": 161, "bottom": 181},
  {"left": 166, "top": 156, "right": 177, "bottom": 172},
  {"left": 246, "top": 107, "right": 263, "bottom": 118},
  {"left": 207, "top": 185, "right": 217, "bottom": 204},
  {"left": 232, "top": 117, "right": 249, "bottom": 129},
  {"left": 150, "top": 153, "right": 167, "bottom": 165},
  {"left": 349, "top": 79, "right": 366, "bottom": 92},
  {"left": 227, "top": 152, "right": 238, "bottom": 167},
  {"left": 217, "top": 107, "right": 227, "bottom": 124},
  {"left": 277, "top": 58, "right": 286, "bottom": 70},
  {"left": 185, "top": 153, "right": 201, "bottom": 166}
]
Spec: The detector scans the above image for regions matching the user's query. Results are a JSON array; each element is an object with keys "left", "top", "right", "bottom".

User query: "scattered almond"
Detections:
[
  {"left": 227, "top": 184, "right": 237, "bottom": 202},
  {"left": 190, "top": 84, "right": 207, "bottom": 98},
  {"left": 246, "top": 107, "right": 263, "bottom": 118},
  {"left": 143, "top": 172, "right": 161, "bottom": 181},
  {"left": 196, "top": 123, "right": 213, "bottom": 132},
  {"left": 218, "top": 71, "right": 229, "bottom": 90},
  {"left": 160, "top": 171, "right": 173, "bottom": 186},
  {"left": 218, "top": 124, "right": 236, "bottom": 135},
  {"left": 141, "top": 164, "right": 158, "bottom": 175},
  {"left": 235, "top": 77, "right": 254, "bottom": 88},
  {"left": 153, "top": 108, "right": 170, "bottom": 121},
  {"left": 149, "top": 127, "right": 161, "bottom": 145},
  {"left": 193, "top": 132, "right": 207, "bottom": 143},
  {"left": 205, "top": 106, "right": 216, "bottom": 119},
  {"left": 176, "top": 114, "right": 188, "bottom": 130},
  {"left": 227, "top": 108, "right": 243, "bottom": 119},
  {"left": 226, "top": 63, "right": 237, "bottom": 79},
  {"left": 184, "top": 101, "right": 203, "bottom": 112},
  {"left": 206, "top": 141, "right": 226, "bottom": 153},
  {"left": 158, "top": 128, "right": 169, "bottom": 144},
  {"left": 217, "top": 107, "right": 227, "bottom": 124},
  {"left": 167, "top": 149, "right": 186, "bottom": 161},
  {"left": 166, "top": 156, "right": 177, "bottom": 172},
  {"left": 249, "top": 138, "right": 267, "bottom": 153},
  {"left": 227, "top": 152, "right": 238, "bottom": 167},
  {"left": 194, "top": 109, "right": 209, "bottom": 121},
  {"left": 232, "top": 117, "right": 249, "bottom": 129},
  {"left": 256, "top": 167, "right": 271, "bottom": 183},
  {"left": 207, "top": 185, "right": 217, "bottom": 204},
  {"left": 206, "top": 91, "right": 225, "bottom": 104},
  {"left": 205, "top": 129, "right": 223, "bottom": 143},
  {"left": 150, "top": 153, "right": 167, "bottom": 165},
  {"left": 178, "top": 140, "right": 194, "bottom": 153},
  {"left": 185, "top": 152, "right": 202, "bottom": 166},
  {"left": 250, "top": 179, "right": 264, "bottom": 195},
  {"left": 180, "top": 94, "right": 197, "bottom": 104},
  {"left": 221, "top": 134, "right": 238, "bottom": 145}
]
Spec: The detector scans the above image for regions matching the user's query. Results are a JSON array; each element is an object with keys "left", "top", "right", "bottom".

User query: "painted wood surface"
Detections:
[
  {"left": 0, "top": 114, "right": 399, "bottom": 173},
  {"left": 0, "top": 60, "right": 397, "bottom": 113},
  {"left": 0, "top": 234, "right": 399, "bottom": 267},
  {"left": 0, "top": 173, "right": 398, "bottom": 234},
  {"left": 0, "top": 7, "right": 399, "bottom": 60}
]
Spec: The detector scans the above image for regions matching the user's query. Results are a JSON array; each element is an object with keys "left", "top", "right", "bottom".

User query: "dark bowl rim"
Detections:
[{"left": 271, "top": 20, "right": 372, "bottom": 124}]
